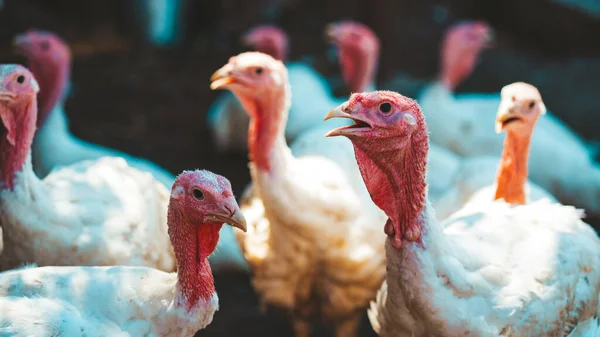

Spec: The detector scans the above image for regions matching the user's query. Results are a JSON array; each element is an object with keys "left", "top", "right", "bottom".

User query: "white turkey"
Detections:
[
  {"left": 0, "top": 169, "right": 247, "bottom": 336},
  {"left": 326, "top": 89, "right": 600, "bottom": 337},
  {"left": 418, "top": 20, "right": 600, "bottom": 217}
]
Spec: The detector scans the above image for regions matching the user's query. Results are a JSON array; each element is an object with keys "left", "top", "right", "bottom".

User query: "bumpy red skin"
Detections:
[{"left": 333, "top": 91, "right": 429, "bottom": 249}]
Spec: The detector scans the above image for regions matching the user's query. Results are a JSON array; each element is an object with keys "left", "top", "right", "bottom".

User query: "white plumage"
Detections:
[
  {"left": 418, "top": 21, "right": 600, "bottom": 216},
  {"left": 0, "top": 265, "right": 217, "bottom": 337},
  {"left": 370, "top": 200, "right": 600, "bottom": 337},
  {"left": 0, "top": 156, "right": 175, "bottom": 271}
]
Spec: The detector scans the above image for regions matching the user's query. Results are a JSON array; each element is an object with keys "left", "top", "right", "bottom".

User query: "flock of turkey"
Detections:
[{"left": 0, "top": 18, "right": 598, "bottom": 337}]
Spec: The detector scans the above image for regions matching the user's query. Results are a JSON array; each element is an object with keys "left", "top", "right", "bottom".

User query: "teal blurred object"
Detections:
[{"left": 136, "top": 0, "right": 184, "bottom": 46}]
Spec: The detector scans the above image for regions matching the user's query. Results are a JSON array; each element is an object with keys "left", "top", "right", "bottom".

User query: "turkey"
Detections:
[
  {"left": 14, "top": 30, "right": 245, "bottom": 272},
  {"left": 433, "top": 83, "right": 558, "bottom": 218},
  {"left": 0, "top": 169, "right": 247, "bottom": 337},
  {"left": 418, "top": 20, "right": 600, "bottom": 217},
  {"left": 211, "top": 52, "right": 386, "bottom": 337},
  {"left": 325, "top": 90, "right": 600, "bottom": 336},
  {"left": 207, "top": 24, "right": 350, "bottom": 152},
  {"left": 14, "top": 30, "right": 175, "bottom": 188}
]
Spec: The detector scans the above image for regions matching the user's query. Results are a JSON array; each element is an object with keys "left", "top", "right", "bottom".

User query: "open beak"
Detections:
[
  {"left": 324, "top": 24, "right": 339, "bottom": 43},
  {"left": 13, "top": 34, "right": 31, "bottom": 56},
  {"left": 324, "top": 103, "right": 371, "bottom": 137},
  {"left": 207, "top": 205, "right": 247, "bottom": 232},
  {"left": 495, "top": 106, "right": 522, "bottom": 134},
  {"left": 210, "top": 65, "right": 236, "bottom": 90}
]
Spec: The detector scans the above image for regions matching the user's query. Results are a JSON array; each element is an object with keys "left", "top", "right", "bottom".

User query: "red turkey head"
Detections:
[
  {"left": 440, "top": 21, "right": 492, "bottom": 90},
  {"left": 326, "top": 21, "right": 380, "bottom": 93},
  {"left": 170, "top": 170, "right": 246, "bottom": 232},
  {"left": 241, "top": 25, "right": 289, "bottom": 62},
  {"left": 14, "top": 30, "right": 71, "bottom": 126},
  {"left": 325, "top": 91, "right": 429, "bottom": 248}
]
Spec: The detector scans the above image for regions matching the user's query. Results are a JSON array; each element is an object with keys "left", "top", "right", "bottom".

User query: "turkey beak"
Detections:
[
  {"left": 324, "top": 24, "right": 339, "bottom": 43},
  {"left": 324, "top": 103, "right": 371, "bottom": 137},
  {"left": 495, "top": 102, "right": 521, "bottom": 134},
  {"left": 210, "top": 64, "right": 236, "bottom": 90},
  {"left": 13, "top": 34, "right": 32, "bottom": 56},
  {"left": 209, "top": 203, "right": 247, "bottom": 232}
]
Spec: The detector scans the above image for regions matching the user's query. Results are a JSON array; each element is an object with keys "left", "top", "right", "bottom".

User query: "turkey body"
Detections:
[
  {"left": 0, "top": 265, "right": 217, "bottom": 337},
  {"left": 0, "top": 156, "right": 175, "bottom": 271},
  {"left": 370, "top": 200, "right": 600, "bottom": 337},
  {"left": 419, "top": 84, "right": 600, "bottom": 216}
]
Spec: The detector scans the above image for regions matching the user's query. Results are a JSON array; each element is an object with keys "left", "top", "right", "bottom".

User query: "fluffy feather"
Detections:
[
  {"left": 418, "top": 21, "right": 600, "bottom": 216},
  {"left": 0, "top": 266, "right": 217, "bottom": 337}
]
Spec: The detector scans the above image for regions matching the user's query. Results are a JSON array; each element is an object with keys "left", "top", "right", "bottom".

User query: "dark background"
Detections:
[{"left": 0, "top": 0, "right": 599, "bottom": 336}]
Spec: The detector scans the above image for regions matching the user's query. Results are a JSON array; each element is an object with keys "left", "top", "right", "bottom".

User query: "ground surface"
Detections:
[{"left": 0, "top": 1, "right": 598, "bottom": 336}]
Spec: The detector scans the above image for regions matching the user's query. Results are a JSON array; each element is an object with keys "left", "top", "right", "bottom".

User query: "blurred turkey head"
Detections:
[
  {"left": 325, "top": 21, "right": 380, "bottom": 93},
  {"left": 241, "top": 25, "right": 288, "bottom": 62},
  {"left": 441, "top": 20, "right": 493, "bottom": 90},
  {"left": 496, "top": 82, "right": 546, "bottom": 135},
  {"left": 14, "top": 30, "right": 70, "bottom": 126}
]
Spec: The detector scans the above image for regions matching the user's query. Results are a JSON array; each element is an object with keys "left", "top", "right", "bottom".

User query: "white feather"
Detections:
[
  {"left": 0, "top": 265, "right": 218, "bottom": 337},
  {"left": 418, "top": 83, "right": 600, "bottom": 216}
]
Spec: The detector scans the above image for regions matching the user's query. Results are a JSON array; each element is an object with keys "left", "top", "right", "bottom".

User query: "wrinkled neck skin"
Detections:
[
  {"left": 28, "top": 60, "right": 69, "bottom": 128},
  {"left": 494, "top": 129, "right": 532, "bottom": 205},
  {"left": 350, "top": 132, "right": 428, "bottom": 248},
  {"left": 237, "top": 86, "right": 291, "bottom": 175},
  {"left": 167, "top": 204, "right": 219, "bottom": 311},
  {"left": 340, "top": 48, "right": 378, "bottom": 93},
  {"left": 0, "top": 102, "right": 37, "bottom": 191}
]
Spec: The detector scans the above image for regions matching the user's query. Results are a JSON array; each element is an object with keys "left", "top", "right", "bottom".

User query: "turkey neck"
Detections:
[
  {"left": 340, "top": 46, "right": 378, "bottom": 93},
  {"left": 167, "top": 204, "right": 220, "bottom": 310},
  {"left": 350, "top": 129, "right": 428, "bottom": 249},
  {"left": 494, "top": 129, "right": 531, "bottom": 204},
  {"left": 0, "top": 99, "right": 37, "bottom": 191},
  {"left": 27, "top": 58, "right": 69, "bottom": 128},
  {"left": 243, "top": 84, "right": 291, "bottom": 174}
]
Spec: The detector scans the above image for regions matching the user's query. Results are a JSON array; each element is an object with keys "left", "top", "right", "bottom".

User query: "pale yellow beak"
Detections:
[{"left": 210, "top": 64, "right": 236, "bottom": 90}]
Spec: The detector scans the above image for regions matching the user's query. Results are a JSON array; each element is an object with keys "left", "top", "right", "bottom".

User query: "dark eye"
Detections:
[
  {"left": 40, "top": 41, "right": 50, "bottom": 51},
  {"left": 379, "top": 102, "right": 392, "bottom": 114},
  {"left": 528, "top": 101, "right": 535, "bottom": 109},
  {"left": 192, "top": 189, "right": 204, "bottom": 200},
  {"left": 16, "top": 75, "right": 25, "bottom": 84},
  {"left": 255, "top": 67, "right": 263, "bottom": 75}
]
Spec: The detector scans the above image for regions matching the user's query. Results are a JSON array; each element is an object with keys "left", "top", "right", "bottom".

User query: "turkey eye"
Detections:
[
  {"left": 528, "top": 101, "right": 535, "bottom": 109},
  {"left": 192, "top": 189, "right": 204, "bottom": 200},
  {"left": 255, "top": 67, "right": 263, "bottom": 75},
  {"left": 16, "top": 75, "right": 25, "bottom": 84},
  {"left": 40, "top": 41, "right": 50, "bottom": 51},
  {"left": 379, "top": 102, "right": 392, "bottom": 114}
]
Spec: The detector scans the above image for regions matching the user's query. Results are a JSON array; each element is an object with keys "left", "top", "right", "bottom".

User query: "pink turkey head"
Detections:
[
  {"left": 210, "top": 52, "right": 288, "bottom": 118},
  {"left": 496, "top": 82, "right": 546, "bottom": 134},
  {"left": 440, "top": 21, "right": 492, "bottom": 90},
  {"left": 325, "top": 91, "right": 429, "bottom": 248},
  {"left": 0, "top": 65, "right": 39, "bottom": 191},
  {"left": 326, "top": 21, "right": 380, "bottom": 93},
  {"left": 242, "top": 25, "right": 289, "bottom": 62},
  {"left": 170, "top": 170, "right": 246, "bottom": 232},
  {"left": 0, "top": 64, "right": 39, "bottom": 145},
  {"left": 14, "top": 30, "right": 71, "bottom": 126}
]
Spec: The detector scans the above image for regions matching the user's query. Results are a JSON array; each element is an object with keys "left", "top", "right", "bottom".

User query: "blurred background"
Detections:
[{"left": 1, "top": 0, "right": 599, "bottom": 335}]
